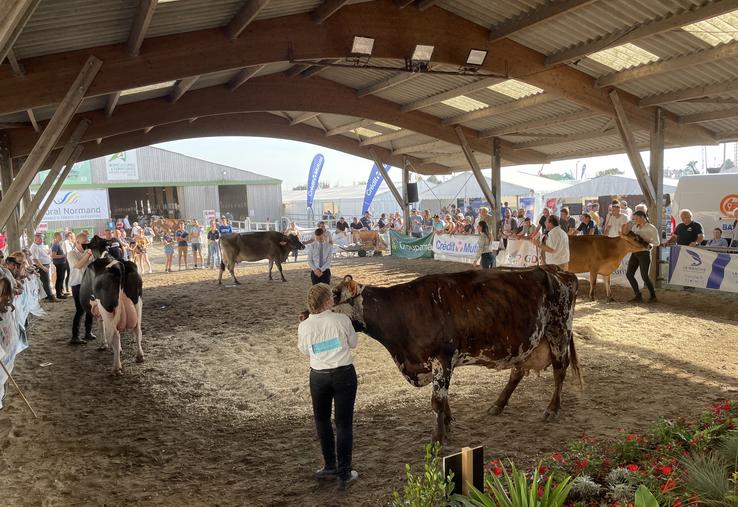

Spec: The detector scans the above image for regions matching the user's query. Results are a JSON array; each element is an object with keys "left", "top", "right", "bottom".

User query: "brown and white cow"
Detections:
[
  {"left": 218, "top": 231, "right": 304, "bottom": 285},
  {"left": 330, "top": 266, "right": 581, "bottom": 442},
  {"left": 568, "top": 232, "right": 650, "bottom": 301}
]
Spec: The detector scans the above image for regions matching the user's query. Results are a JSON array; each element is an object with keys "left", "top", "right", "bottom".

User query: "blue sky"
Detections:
[{"left": 155, "top": 137, "right": 735, "bottom": 189}]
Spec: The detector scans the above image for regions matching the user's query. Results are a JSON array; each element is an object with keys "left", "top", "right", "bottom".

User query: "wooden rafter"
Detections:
[
  {"left": 285, "top": 64, "right": 311, "bottom": 79},
  {"left": 299, "top": 59, "right": 340, "bottom": 79},
  {"left": 367, "top": 148, "right": 405, "bottom": 208},
  {"left": 546, "top": 0, "right": 738, "bottom": 66},
  {"left": 105, "top": 91, "right": 121, "bottom": 118},
  {"left": 511, "top": 128, "right": 617, "bottom": 149},
  {"left": 0, "top": 0, "right": 40, "bottom": 66},
  {"left": 228, "top": 65, "right": 264, "bottom": 91},
  {"left": 489, "top": 0, "right": 597, "bottom": 43},
  {"left": 128, "top": 0, "right": 157, "bottom": 56},
  {"left": 392, "top": 140, "right": 453, "bottom": 155},
  {"left": 289, "top": 112, "right": 319, "bottom": 126},
  {"left": 454, "top": 126, "right": 496, "bottom": 208},
  {"left": 416, "top": 0, "right": 440, "bottom": 10},
  {"left": 678, "top": 107, "right": 738, "bottom": 124},
  {"left": 26, "top": 109, "right": 39, "bottom": 132},
  {"left": 394, "top": 0, "right": 416, "bottom": 7},
  {"left": 6, "top": 49, "right": 24, "bottom": 77},
  {"left": 169, "top": 76, "right": 199, "bottom": 103},
  {"left": 639, "top": 77, "right": 738, "bottom": 107},
  {"left": 359, "top": 129, "right": 415, "bottom": 146},
  {"left": 400, "top": 77, "right": 502, "bottom": 112},
  {"left": 325, "top": 119, "right": 372, "bottom": 136},
  {"left": 442, "top": 93, "right": 558, "bottom": 126},
  {"left": 312, "top": 0, "right": 351, "bottom": 24},
  {"left": 357, "top": 72, "right": 422, "bottom": 98},
  {"left": 228, "top": 0, "right": 272, "bottom": 40},
  {"left": 479, "top": 110, "right": 601, "bottom": 138}
]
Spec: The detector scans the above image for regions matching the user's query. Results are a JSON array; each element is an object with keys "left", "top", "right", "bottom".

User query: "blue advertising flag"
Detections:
[
  {"left": 306, "top": 154, "right": 325, "bottom": 209},
  {"left": 362, "top": 163, "right": 391, "bottom": 214}
]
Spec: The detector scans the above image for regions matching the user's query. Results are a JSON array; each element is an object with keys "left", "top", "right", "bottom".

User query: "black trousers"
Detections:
[
  {"left": 310, "top": 365, "right": 357, "bottom": 481},
  {"left": 54, "top": 262, "right": 68, "bottom": 297},
  {"left": 626, "top": 250, "right": 656, "bottom": 298},
  {"left": 38, "top": 265, "right": 53, "bottom": 300},
  {"left": 310, "top": 268, "right": 331, "bottom": 285},
  {"left": 71, "top": 284, "right": 93, "bottom": 338}
]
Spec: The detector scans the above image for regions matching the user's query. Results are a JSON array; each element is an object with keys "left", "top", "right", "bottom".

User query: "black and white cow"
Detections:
[{"left": 81, "top": 236, "right": 143, "bottom": 374}]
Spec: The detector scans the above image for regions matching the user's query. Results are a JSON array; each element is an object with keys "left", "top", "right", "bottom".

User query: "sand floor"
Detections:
[{"left": 0, "top": 252, "right": 737, "bottom": 506}]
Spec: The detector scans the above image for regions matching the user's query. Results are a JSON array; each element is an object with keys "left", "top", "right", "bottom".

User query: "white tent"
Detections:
[
  {"left": 543, "top": 175, "right": 678, "bottom": 199},
  {"left": 282, "top": 181, "right": 404, "bottom": 220}
]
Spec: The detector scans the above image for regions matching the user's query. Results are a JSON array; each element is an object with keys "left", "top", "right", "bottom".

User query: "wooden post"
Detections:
[
  {"left": 32, "top": 146, "right": 84, "bottom": 230},
  {"left": 610, "top": 90, "right": 657, "bottom": 210},
  {"left": 402, "top": 155, "right": 411, "bottom": 235},
  {"left": 454, "top": 126, "right": 496, "bottom": 209},
  {"left": 0, "top": 130, "right": 21, "bottom": 252},
  {"left": 368, "top": 148, "right": 404, "bottom": 209},
  {"left": 443, "top": 446, "right": 484, "bottom": 495},
  {"left": 0, "top": 56, "right": 101, "bottom": 231},
  {"left": 650, "top": 107, "right": 665, "bottom": 286},
  {"left": 0, "top": 0, "right": 40, "bottom": 66},
  {"left": 491, "top": 137, "right": 502, "bottom": 212}
]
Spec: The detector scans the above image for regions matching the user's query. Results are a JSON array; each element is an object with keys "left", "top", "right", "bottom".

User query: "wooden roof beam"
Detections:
[
  {"left": 26, "top": 108, "right": 39, "bottom": 132},
  {"left": 357, "top": 72, "right": 422, "bottom": 98},
  {"left": 299, "top": 59, "right": 340, "bottom": 78},
  {"left": 401, "top": 77, "right": 503, "bottom": 112},
  {"left": 511, "top": 128, "right": 618, "bottom": 149},
  {"left": 416, "top": 0, "right": 440, "bottom": 10},
  {"left": 227, "top": 0, "right": 272, "bottom": 40},
  {"left": 228, "top": 65, "right": 264, "bottom": 91},
  {"left": 394, "top": 0, "right": 416, "bottom": 7},
  {"left": 597, "top": 40, "right": 738, "bottom": 88},
  {"left": 312, "top": 0, "right": 351, "bottom": 24},
  {"left": 169, "top": 75, "right": 199, "bottom": 103},
  {"left": 489, "top": 0, "right": 598, "bottom": 43},
  {"left": 546, "top": 0, "right": 738, "bottom": 66},
  {"left": 6, "top": 49, "right": 24, "bottom": 77},
  {"left": 678, "top": 107, "right": 738, "bottom": 124},
  {"left": 285, "top": 64, "right": 311, "bottom": 79},
  {"left": 128, "top": 0, "right": 157, "bottom": 56},
  {"left": 360, "top": 129, "right": 416, "bottom": 146},
  {"left": 392, "top": 140, "right": 453, "bottom": 155},
  {"left": 326, "top": 119, "right": 372, "bottom": 136},
  {"left": 105, "top": 91, "right": 121, "bottom": 118},
  {"left": 479, "top": 110, "right": 601, "bottom": 138},
  {"left": 639, "top": 77, "right": 738, "bottom": 107},
  {"left": 289, "top": 112, "right": 319, "bottom": 126},
  {"left": 0, "top": 0, "right": 40, "bottom": 66},
  {"left": 442, "top": 93, "right": 558, "bottom": 126}
]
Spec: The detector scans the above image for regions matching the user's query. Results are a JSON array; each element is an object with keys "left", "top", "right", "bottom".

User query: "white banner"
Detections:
[
  {"left": 668, "top": 246, "right": 738, "bottom": 293},
  {"left": 105, "top": 150, "right": 138, "bottom": 180},
  {"left": 40, "top": 189, "right": 109, "bottom": 222},
  {"left": 502, "top": 239, "right": 539, "bottom": 267},
  {"left": 432, "top": 234, "right": 501, "bottom": 264}
]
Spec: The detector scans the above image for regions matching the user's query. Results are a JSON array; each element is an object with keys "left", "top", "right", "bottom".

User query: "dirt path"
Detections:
[{"left": 1, "top": 255, "right": 737, "bottom": 506}]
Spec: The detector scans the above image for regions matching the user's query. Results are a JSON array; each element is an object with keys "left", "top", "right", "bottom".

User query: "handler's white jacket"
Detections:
[{"left": 298, "top": 310, "right": 357, "bottom": 370}]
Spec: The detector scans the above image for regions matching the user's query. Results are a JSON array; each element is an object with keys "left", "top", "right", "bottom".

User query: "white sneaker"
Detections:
[{"left": 338, "top": 470, "right": 358, "bottom": 490}]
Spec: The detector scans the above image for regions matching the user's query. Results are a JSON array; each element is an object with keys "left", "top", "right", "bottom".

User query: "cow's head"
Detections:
[
  {"left": 83, "top": 235, "right": 111, "bottom": 259},
  {"left": 285, "top": 234, "right": 305, "bottom": 251},
  {"left": 622, "top": 231, "right": 651, "bottom": 253},
  {"left": 332, "top": 275, "right": 366, "bottom": 329}
]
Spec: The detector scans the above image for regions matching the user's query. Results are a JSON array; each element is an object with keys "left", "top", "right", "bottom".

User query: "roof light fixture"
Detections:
[
  {"left": 351, "top": 36, "right": 375, "bottom": 56},
  {"left": 465, "top": 49, "right": 488, "bottom": 68},
  {"left": 408, "top": 44, "right": 434, "bottom": 72}
]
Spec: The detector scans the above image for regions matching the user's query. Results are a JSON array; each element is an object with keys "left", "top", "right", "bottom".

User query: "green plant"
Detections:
[
  {"left": 453, "top": 462, "right": 572, "bottom": 507},
  {"left": 392, "top": 442, "right": 454, "bottom": 507},
  {"left": 683, "top": 452, "right": 732, "bottom": 506},
  {"left": 635, "top": 485, "right": 660, "bottom": 507}
]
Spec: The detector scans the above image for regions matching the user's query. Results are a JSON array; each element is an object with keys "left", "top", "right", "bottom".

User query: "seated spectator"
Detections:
[
  {"left": 377, "top": 213, "right": 388, "bottom": 232},
  {"left": 432, "top": 215, "right": 445, "bottom": 232},
  {"left": 559, "top": 207, "right": 577, "bottom": 235},
  {"left": 706, "top": 228, "right": 729, "bottom": 248},
  {"left": 577, "top": 213, "right": 599, "bottom": 235},
  {"left": 335, "top": 217, "right": 349, "bottom": 235},
  {"left": 466, "top": 206, "right": 477, "bottom": 220},
  {"left": 463, "top": 217, "right": 474, "bottom": 234},
  {"left": 516, "top": 217, "right": 535, "bottom": 238},
  {"left": 515, "top": 208, "right": 526, "bottom": 223},
  {"left": 349, "top": 217, "right": 364, "bottom": 242},
  {"left": 442, "top": 214, "right": 455, "bottom": 234}
]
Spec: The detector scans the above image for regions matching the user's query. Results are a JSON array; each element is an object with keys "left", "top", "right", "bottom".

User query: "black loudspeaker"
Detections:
[{"left": 406, "top": 182, "right": 419, "bottom": 203}]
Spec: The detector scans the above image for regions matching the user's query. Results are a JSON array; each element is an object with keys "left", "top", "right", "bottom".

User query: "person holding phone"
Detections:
[{"left": 67, "top": 232, "right": 96, "bottom": 345}]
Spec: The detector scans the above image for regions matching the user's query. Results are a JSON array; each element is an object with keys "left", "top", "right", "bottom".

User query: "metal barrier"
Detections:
[{"left": 231, "top": 218, "right": 279, "bottom": 232}]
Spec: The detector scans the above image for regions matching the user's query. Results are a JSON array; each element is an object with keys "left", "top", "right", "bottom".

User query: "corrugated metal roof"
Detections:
[
  {"left": 458, "top": 99, "right": 584, "bottom": 131},
  {"left": 373, "top": 74, "right": 481, "bottom": 105}
]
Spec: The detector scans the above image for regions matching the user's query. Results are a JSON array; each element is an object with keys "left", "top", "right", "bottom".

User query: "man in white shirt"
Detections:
[
  {"left": 603, "top": 200, "right": 629, "bottom": 238},
  {"left": 298, "top": 283, "right": 359, "bottom": 489},
  {"left": 308, "top": 228, "right": 332, "bottom": 285},
  {"left": 620, "top": 200, "right": 632, "bottom": 221},
  {"left": 30, "top": 233, "right": 56, "bottom": 302},
  {"left": 532, "top": 215, "right": 570, "bottom": 270},
  {"left": 625, "top": 210, "right": 659, "bottom": 303}
]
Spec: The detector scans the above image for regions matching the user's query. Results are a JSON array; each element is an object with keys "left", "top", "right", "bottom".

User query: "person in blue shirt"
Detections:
[
  {"left": 218, "top": 218, "right": 233, "bottom": 235},
  {"left": 175, "top": 222, "right": 189, "bottom": 270},
  {"left": 359, "top": 212, "right": 372, "bottom": 230}
]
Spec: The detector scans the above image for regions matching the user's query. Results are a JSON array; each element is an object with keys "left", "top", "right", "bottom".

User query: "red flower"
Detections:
[
  {"left": 673, "top": 498, "right": 682, "bottom": 507},
  {"left": 575, "top": 459, "right": 590, "bottom": 470},
  {"left": 551, "top": 453, "right": 564, "bottom": 462},
  {"left": 492, "top": 466, "right": 503, "bottom": 477},
  {"left": 626, "top": 464, "right": 639, "bottom": 472},
  {"left": 661, "top": 479, "right": 677, "bottom": 492},
  {"left": 660, "top": 465, "right": 673, "bottom": 475},
  {"left": 538, "top": 465, "right": 548, "bottom": 475},
  {"left": 626, "top": 433, "right": 638, "bottom": 442}
]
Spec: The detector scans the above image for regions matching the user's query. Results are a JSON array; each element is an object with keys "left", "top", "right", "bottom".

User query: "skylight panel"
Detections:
[
  {"left": 352, "top": 127, "right": 382, "bottom": 137},
  {"left": 588, "top": 43, "right": 660, "bottom": 71},
  {"left": 120, "top": 81, "right": 176, "bottom": 96},
  {"left": 373, "top": 122, "right": 401, "bottom": 131},
  {"left": 487, "top": 79, "right": 543, "bottom": 99},
  {"left": 682, "top": 10, "right": 738, "bottom": 46},
  {"left": 440, "top": 95, "right": 488, "bottom": 112}
]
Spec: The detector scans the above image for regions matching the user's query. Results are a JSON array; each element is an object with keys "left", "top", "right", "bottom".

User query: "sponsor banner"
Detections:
[
  {"left": 389, "top": 231, "right": 433, "bottom": 259},
  {"left": 519, "top": 197, "right": 536, "bottom": 221},
  {"left": 105, "top": 151, "right": 138, "bottom": 180},
  {"left": 432, "top": 234, "right": 500, "bottom": 264},
  {"left": 362, "top": 163, "right": 391, "bottom": 214},
  {"left": 35, "top": 160, "right": 92, "bottom": 186},
  {"left": 40, "top": 189, "right": 109, "bottom": 222},
  {"left": 306, "top": 154, "right": 325, "bottom": 210},
  {"left": 203, "top": 209, "right": 217, "bottom": 225},
  {"left": 668, "top": 246, "right": 738, "bottom": 293},
  {"left": 502, "top": 239, "right": 539, "bottom": 267}
]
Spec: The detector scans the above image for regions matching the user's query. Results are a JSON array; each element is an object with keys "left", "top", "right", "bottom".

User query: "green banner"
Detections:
[
  {"left": 389, "top": 231, "right": 434, "bottom": 259},
  {"left": 34, "top": 160, "right": 92, "bottom": 186}
]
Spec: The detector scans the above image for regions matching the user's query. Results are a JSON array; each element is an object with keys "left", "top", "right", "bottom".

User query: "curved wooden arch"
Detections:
[
  {"left": 0, "top": 0, "right": 713, "bottom": 147},
  {"left": 7, "top": 75, "right": 546, "bottom": 165},
  {"left": 73, "top": 113, "right": 449, "bottom": 174}
]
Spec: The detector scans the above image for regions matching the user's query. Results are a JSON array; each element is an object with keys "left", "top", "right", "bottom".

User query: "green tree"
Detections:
[
  {"left": 595, "top": 168, "right": 624, "bottom": 177},
  {"left": 685, "top": 160, "right": 699, "bottom": 174}
]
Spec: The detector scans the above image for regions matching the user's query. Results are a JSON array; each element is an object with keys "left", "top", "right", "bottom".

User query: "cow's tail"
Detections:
[
  {"left": 569, "top": 336, "right": 583, "bottom": 389},
  {"left": 219, "top": 260, "right": 225, "bottom": 271}
]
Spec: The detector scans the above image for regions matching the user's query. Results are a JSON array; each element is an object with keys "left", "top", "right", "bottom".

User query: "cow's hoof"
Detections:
[
  {"left": 136, "top": 354, "right": 144, "bottom": 363},
  {"left": 542, "top": 409, "right": 560, "bottom": 422},
  {"left": 487, "top": 404, "right": 504, "bottom": 416},
  {"left": 111, "top": 368, "right": 123, "bottom": 376},
  {"left": 281, "top": 279, "right": 287, "bottom": 283}
]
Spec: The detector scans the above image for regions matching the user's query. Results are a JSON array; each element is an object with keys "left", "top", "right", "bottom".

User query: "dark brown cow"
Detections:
[
  {"left": 330, "top": 266, "right": 580, "bottom": 442},
  {"left": 568, "top": 232, "right": 650, "bottom": 301},
  {"left": 218, "top": 231, "right": 305, "bottom": 285}
]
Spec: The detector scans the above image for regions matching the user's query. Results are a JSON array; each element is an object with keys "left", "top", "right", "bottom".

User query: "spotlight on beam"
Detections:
[
  {"left": 408, "top": 45, "right": 434, "bottom": 72},
  {"left": 462, "top": 49, "right": 488, "bottom": 72},
  {"left": 351, "top": 36, "right": 375, "bottom": 57}
]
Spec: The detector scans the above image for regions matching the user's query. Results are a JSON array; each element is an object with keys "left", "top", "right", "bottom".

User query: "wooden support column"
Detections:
[
  {"left": 650, "top": 107, "right": 665, "bottom": 286},
  {"left": 454, "top": 126, "right": 496, "bottom": 209},
  {"left": 0, "top": 0, "right": 40, "bottom": 66},
  {"left": 368, "top": 148, "right": 404, "bottom": 209},
  {"left": 0, "top": 130, "right": 20, "bottom": 252},
  {"left": 610, "top": 90, "right": 656, "bottom": 209},
  {"left": 33, "top": 146, "right": 84, "bottom": 230},
  {"left": 0, "top": 56, "right": 101, "bottom": 230},
  {"left": 491, "top": 137, "right": 502, "bottom": 212},
  {"left": 21, "top": 179, "right": 33, "bottom": 239},
  {"left": 402, "top": 155, "right": 410, "bottom": 235}
]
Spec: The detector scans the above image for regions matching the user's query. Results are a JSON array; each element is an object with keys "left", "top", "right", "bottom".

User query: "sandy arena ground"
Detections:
[{"left": 1, "top": 249, "right": 737, "bottom": 506}]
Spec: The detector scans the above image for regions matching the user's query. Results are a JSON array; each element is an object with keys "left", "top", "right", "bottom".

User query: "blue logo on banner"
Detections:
[
  {"left": 362, "top": 163, "right": 391, "bottom": 214},
  {"left": 306, "top": 154, "right": 325, "bottom": 209},
  {"left": 686, "top": 250, "right": 703, "bottom": 266},
  {"left": 707, "top": 253, "right": 732, "bottom": 289}
]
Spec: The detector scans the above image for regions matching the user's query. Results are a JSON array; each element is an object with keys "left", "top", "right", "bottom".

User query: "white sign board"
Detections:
[
  {"left": 41, "top": 189, "right": 109, "bottom": 222},
  {"left": 502, "top": 239, "right": 539, "bottom": 267},
  {"left": 668, "top": 246, "right": 738, "bottom": 293},
  {"left": 105, "top": 150, "right": 138, "bottom": 180}
]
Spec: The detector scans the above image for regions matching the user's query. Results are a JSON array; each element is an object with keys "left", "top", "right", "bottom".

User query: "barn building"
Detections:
[{"left": 30, "top": 146, "right": 282, "bottom": 234}]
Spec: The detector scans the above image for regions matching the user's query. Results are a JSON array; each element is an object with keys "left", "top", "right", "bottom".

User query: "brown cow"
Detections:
[
  {"left": 330, "top": 266, "right": 580, "bottom": 443},
  {"left": 350, "top": 230, "right": 387, "bottom": 250},
  {"left": 151, "top": 218, "right": 179, "bottom": 239},
  {"left": 568, "top": 232, "right": 650, "bottom": 301}
]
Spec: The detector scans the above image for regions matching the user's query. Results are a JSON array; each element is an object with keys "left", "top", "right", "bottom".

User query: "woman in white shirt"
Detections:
[
  {"left": 297, "top": 283, "right": 359, "bottom": 490},
  {"left": 625, "top": 210, "right": 659, "bottom": 303},
  {"left": 67, "top": 232, "right": 96, "bottom": 345},
  {"left": 473, "top": 220, "right": 496, "bottom": 269}
]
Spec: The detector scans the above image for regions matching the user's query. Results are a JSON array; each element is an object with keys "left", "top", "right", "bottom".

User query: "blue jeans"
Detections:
[
  {"left": 481, "top": 252, "right": 495, "bottom": 269},
  {"left": 207, "top": 241, "right": 220, "bottom": 267}
]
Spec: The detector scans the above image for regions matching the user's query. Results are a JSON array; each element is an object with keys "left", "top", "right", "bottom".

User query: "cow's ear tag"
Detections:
[{"left": 279, "top": 241, "right": 287, "bottom": 245}]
